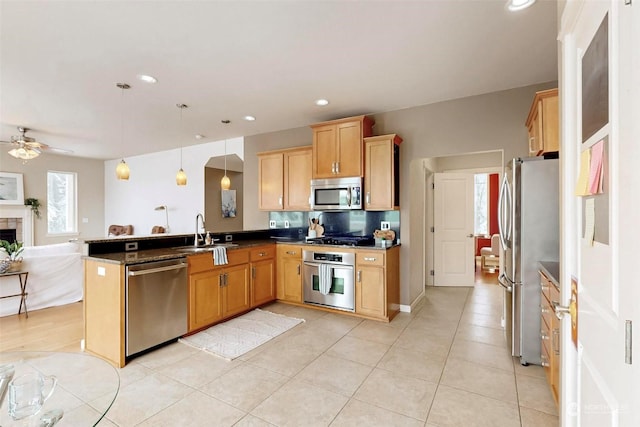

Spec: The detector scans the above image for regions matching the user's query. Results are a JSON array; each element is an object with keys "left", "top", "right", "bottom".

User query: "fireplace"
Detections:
[
  {"left": 0, "top": 228, "right": 17, "bottom": 242},
  {"left": 0, "top": 206, "right": 33, "bottom": 246}
]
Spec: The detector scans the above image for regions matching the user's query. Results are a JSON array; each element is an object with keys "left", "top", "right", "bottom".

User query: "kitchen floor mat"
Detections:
[{"left": 178, "top": 308, "right": 305, "bottom": 360}]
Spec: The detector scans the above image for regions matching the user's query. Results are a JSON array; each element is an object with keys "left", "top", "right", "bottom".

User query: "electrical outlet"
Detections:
[
  {"left": 381, "top": 221, "right": 390, "bottom": 230},
  {"left": 269, "top": 220, "right": 276, "bottom": 229},
  {"left": 284, "top": 220, "right": 290, "bottom": 228},
  {"left": 225, "top": 234, "right": 233, "bottom": 242}
]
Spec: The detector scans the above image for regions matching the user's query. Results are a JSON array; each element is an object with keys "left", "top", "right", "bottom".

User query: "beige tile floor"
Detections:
[{"left": 88, "top": 281, "right": 559, "bottom": 427}]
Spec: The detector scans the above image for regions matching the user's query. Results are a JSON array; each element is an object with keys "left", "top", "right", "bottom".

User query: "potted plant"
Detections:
[
  {"left": 24, "top": 198, "right": 41, "bottom": 219},
  {"left": 0, "top": 240, "right": 25, "bottom": 272}
]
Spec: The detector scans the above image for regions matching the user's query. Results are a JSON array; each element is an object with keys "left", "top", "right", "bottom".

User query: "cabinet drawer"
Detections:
[
  {"left": 250, "top": 246, "right": 275, "bottom": 261},
  {"left": 356, "top": 251, "right": 385, "bottom": 267},
  {"left": 540, "top": 272, "right": 552, "bottom": 303},
  {"left": 226, "top": 248, "right": 249, "bottom": 266},
  {"left": 188, "top": 253, "right": 214, "bottom": 274},
  {"left": 278, "top": 245, "right": 303, "bottom": 259}
]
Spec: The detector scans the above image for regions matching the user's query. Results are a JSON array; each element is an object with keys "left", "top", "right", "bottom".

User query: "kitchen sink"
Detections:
[{"left": 174, "top": 243, "right": 239, "bottom": 253}]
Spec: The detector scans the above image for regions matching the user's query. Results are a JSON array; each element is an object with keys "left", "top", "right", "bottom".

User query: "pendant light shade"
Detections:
[
  {"left": 221, "top": 174, "right": 231, "bottom": 190},
  {"left": 176, "top": 168, "right": 187, "bottom": 186},
  {"left": 115, "top": 83, "right": 131, "bottom": 180},
  {"left": 176, "top": 104, "right": 188, "bottom": 186},
  {"left": 116, "top": 159, "right": 130, "bottom": 180}
]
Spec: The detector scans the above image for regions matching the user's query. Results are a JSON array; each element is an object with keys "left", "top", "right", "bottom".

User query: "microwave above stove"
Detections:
[{"left": 310, "top": 177, "right": 362, "bottom": 210}]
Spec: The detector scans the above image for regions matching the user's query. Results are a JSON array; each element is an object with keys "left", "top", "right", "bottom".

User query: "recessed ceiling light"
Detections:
[
  {"left": 244, "top": 115, "right": 256, "bottom": 121},
  {"left": 315, "top": 99, "right": 329, "bottom": 106},
  {"left": 137, "top": 74, "right": 158, "bottom": 84},
  {"left": 506, "top": 0, "right": 535, "bottom": 11}
]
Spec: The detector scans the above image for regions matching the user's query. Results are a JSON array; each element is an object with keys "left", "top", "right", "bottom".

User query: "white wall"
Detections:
[{"left": 104, "top": 138, "right": 243, "bottom": 237}]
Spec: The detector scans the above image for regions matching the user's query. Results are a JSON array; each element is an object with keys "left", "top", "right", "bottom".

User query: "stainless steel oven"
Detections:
[{"left": 302, "top": 250, "right": 355, "bottom": 312}]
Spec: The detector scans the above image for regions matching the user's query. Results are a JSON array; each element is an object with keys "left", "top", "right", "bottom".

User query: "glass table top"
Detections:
[{"left": 0, "top": 351, "right": 120, "bottom": 426}]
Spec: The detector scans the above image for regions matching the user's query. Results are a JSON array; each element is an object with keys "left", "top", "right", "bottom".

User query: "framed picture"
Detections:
[
  {"left": 221, "top": 190, "right": 237, "bottom": 218},
  {"left": 0, "top": 172, "right": 25, "bottom": 205}
]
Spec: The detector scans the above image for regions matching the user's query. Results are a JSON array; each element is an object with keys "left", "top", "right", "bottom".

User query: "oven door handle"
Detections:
[{"left": 303, "top": 261, "right": 353, "bottom": 270}]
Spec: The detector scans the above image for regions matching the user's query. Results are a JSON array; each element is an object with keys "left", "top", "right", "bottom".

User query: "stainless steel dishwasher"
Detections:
[{"left": 125, "top": 258, "right": 188, "bottom": 357}]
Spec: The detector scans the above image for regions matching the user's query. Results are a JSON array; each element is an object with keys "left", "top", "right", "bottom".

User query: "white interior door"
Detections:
[
  {"left": 560, "top": 2, "right": 638, "bottom": 425},
  {"left": 433, "top": 173, "right": 474, "bottom": 287}
]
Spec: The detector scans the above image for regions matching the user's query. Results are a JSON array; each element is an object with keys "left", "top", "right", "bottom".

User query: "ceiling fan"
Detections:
[{"left": 0, "top": 126, "right": 73, "bottom": 160}]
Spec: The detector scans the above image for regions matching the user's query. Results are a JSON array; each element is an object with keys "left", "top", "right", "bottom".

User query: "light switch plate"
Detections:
[
  {"left": 381, "top": 221, "right": 390, "bottom": 230},
  {"left": 269, "top": 220, "right": 276, "bottom": 229}
]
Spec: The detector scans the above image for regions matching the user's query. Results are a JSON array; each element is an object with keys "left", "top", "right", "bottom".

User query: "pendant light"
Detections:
[
  {"left": 221, "top": 119, "right": 231, "bottom": 190},
  {"left": 176, "top": 104, "right": 188, "bottom": 186},
  {"left": 115, "top": 83, "right": 131, "bottom": 180}
]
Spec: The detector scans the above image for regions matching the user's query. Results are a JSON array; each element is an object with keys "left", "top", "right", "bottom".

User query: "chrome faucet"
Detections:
[{"left": 195, "top": 213, "right": 205, "bottom": 246}]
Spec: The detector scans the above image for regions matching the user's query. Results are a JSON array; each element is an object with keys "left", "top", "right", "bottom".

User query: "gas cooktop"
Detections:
[{"left": 305, "top": 235, "right": 375, "bottom": 247}]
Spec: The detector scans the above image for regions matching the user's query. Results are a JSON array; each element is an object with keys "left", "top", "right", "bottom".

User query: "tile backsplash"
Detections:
[{"left": 269, "top": 210, "right": 400, "bottom": 241}]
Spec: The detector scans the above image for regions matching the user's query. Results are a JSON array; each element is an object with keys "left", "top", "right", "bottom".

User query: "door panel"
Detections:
[{"left": 433, "top": 173, "right": 475, "bottom": 286}]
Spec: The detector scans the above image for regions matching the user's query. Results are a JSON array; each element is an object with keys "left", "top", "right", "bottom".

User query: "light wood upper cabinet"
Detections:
[
  {"left": 258, "top": 152, "right": 285, "bottom": 210},
  {"left": 258, "top": 146, "right": 312, "bottom": 211},
  {"left": 526, "top": 88, "right": 559, "bottom": 156},
  {"left": 311, "top": 115, "right": 374, "bottom": 179},
  {"left": 364, "top": 134, "right": 402, "bottom": 210},
  {"left": 276, "top": 244, "right": 303, "bottom": 303}
]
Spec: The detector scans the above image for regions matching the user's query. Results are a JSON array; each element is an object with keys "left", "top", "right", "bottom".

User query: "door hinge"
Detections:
[
  {"left": 430, "top": 226, "right": 435, "bottom": 233},
  {"left": 624, "top": 0, "right": 631, "bottom": 6},
  {"left": 432, "top": 183, "right": 435, "bottom": 189},
  {"left": 626, "top": 320, "right": 633, "bottom": 364},
  {"left": 430, "top": 270, "right": 435, "bottom": 276}
]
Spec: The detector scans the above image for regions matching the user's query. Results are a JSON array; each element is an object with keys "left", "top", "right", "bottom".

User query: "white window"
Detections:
[
  {"left": 474, "top": 173, "right": 488, "bottom": 235},
  {"left": 47, "top": 171, "right": 77, "bottom": 235}
]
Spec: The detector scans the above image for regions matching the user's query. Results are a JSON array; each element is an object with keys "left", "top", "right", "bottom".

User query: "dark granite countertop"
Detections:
[
  {"left": 274, "top": 239, "right": 400, "bottom": 251},
  {"left": 538, "top": 261, "right": 560, "bottom": 288},
  {"left": 83, "top": 239, "right": 275, "bottom": 265}
]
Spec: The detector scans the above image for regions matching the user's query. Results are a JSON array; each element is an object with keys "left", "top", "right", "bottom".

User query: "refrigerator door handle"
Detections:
[
  {"left": 498, "top": 273, "right": 513, "bottom": 292},
  {"left": 498, "top": 174, "right": 510, "bottom": 249}
]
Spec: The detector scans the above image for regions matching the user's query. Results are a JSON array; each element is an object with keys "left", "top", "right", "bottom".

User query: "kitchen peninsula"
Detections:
[{"left": 82, "top": 231, "right": 399, "bottom": 367}]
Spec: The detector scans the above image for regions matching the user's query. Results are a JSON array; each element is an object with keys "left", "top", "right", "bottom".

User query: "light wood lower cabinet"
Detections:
[
  {"left": 84, "top": 259, "right": 126, "bottom": 367},
  {"left": 355, "top": 246, "right": 400, "bottom": 321},
  {"left": 250, "top": 245, "right": 276, "bottom": 307},
  {"left": 188, "top": 246, "right": 275, "bottom": 333},
  {"left": 276, "top": 244, "right": 303, "bottom": 303},
  {"left": 540, "top": 270, "right": 560, "bottom": 406}
]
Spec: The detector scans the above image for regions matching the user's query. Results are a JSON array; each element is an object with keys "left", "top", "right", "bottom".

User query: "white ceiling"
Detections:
[{"left": 0, "top": 0, "right": 558, "bottom": 160}]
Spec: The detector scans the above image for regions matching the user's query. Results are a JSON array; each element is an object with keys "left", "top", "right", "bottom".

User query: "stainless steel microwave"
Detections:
[{"left": 310, "top": 177, "right": 362, "bottom": 210}]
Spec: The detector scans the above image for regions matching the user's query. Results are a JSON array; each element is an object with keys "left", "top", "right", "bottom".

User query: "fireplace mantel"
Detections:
[{"left": 0, "top": 205, "right": 34, "bottom": 246}]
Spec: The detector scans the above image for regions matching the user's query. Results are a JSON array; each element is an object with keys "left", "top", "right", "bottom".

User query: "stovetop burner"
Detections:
[{"left": 306, "top": 235, "right": 375, "bottom": 247}]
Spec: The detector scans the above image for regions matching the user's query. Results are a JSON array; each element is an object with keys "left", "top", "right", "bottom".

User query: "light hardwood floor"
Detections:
[{"left": 0, "top": 301, "right": 83, "bottom": 352}]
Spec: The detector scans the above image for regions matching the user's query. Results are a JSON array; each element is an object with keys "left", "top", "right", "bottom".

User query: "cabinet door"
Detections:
[
  {"left": 222, "top": 264, "right": 251, "bottom": 317},
  {"left": 335, "top": 120, "right": 363, "bottom": 177},
  {"left": 365, "top": 138, "right": 393, "bottom": 210},
  {"left": 541, "top": 95, "right": 559, "bottom": 153},
  {"left": 312, "top": 124, "right": 337, "bottom": 178},
  {"left": 355, "top": 266, "right": 386, "bottom": 318},
  {"left": 284, "top": 148, "right": 312, "bottom": 210},
  {"left": 528, "top": 103, "right": 543, "bottom": 156},
  {"left": 252, "top": 259, "right": 275, "bottom": 307},
  {"left": 258, "top": 152, "right": 284, "bottom": 210},
  {"left": 189, "top": 269, "right": 223, "bottom": 331},
  {"left": 278, "top": 257, "right": 302, "bottom": 303}
]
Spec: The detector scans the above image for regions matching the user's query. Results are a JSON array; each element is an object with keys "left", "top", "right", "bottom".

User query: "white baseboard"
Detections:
[{"left": 400, "top": 290, "right": 426, "bottom": 313}]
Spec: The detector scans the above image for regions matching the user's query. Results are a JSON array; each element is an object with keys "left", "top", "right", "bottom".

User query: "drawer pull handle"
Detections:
[
  {"left": 540, "top": 330, "right": 549, "bottom": 340},
  {"left": 541, "top": 307, "right": 550, "bottom": 314},
  {"left": 357, "top": 271, "right": 361, "bottom": 282},
  {"left": 258, "top": 252, "right": 266, "bottom": 257},
  {"left": 297, "top": 264, "right": 301, "bottom": 275},
  {"left": 364, "top": 257, "right": 376, "bottom": 262},
  {"left": 286, "top": 251, "right": 297, "bottom": 255}
]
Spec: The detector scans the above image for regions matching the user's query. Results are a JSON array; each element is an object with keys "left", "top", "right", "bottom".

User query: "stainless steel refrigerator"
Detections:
[{"left": 498, "top": 157, "right": 559, "bottom": 366}]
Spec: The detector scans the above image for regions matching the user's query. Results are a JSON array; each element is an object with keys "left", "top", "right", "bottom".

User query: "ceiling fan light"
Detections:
[
  {"left": 507, "top": 0, "right": 536, "bottom": 11},
  {"left": 176, "top": 168, "right": 187, "bottom": 186},
  {"left": 116, "top": 159, "right": 130, "bottom": 180},
  {"left": 8, "top": 147, "right": 39, "bottom": 160},
  {"left": 221, "top": 174, "right": 231, "bottom": 190}
]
